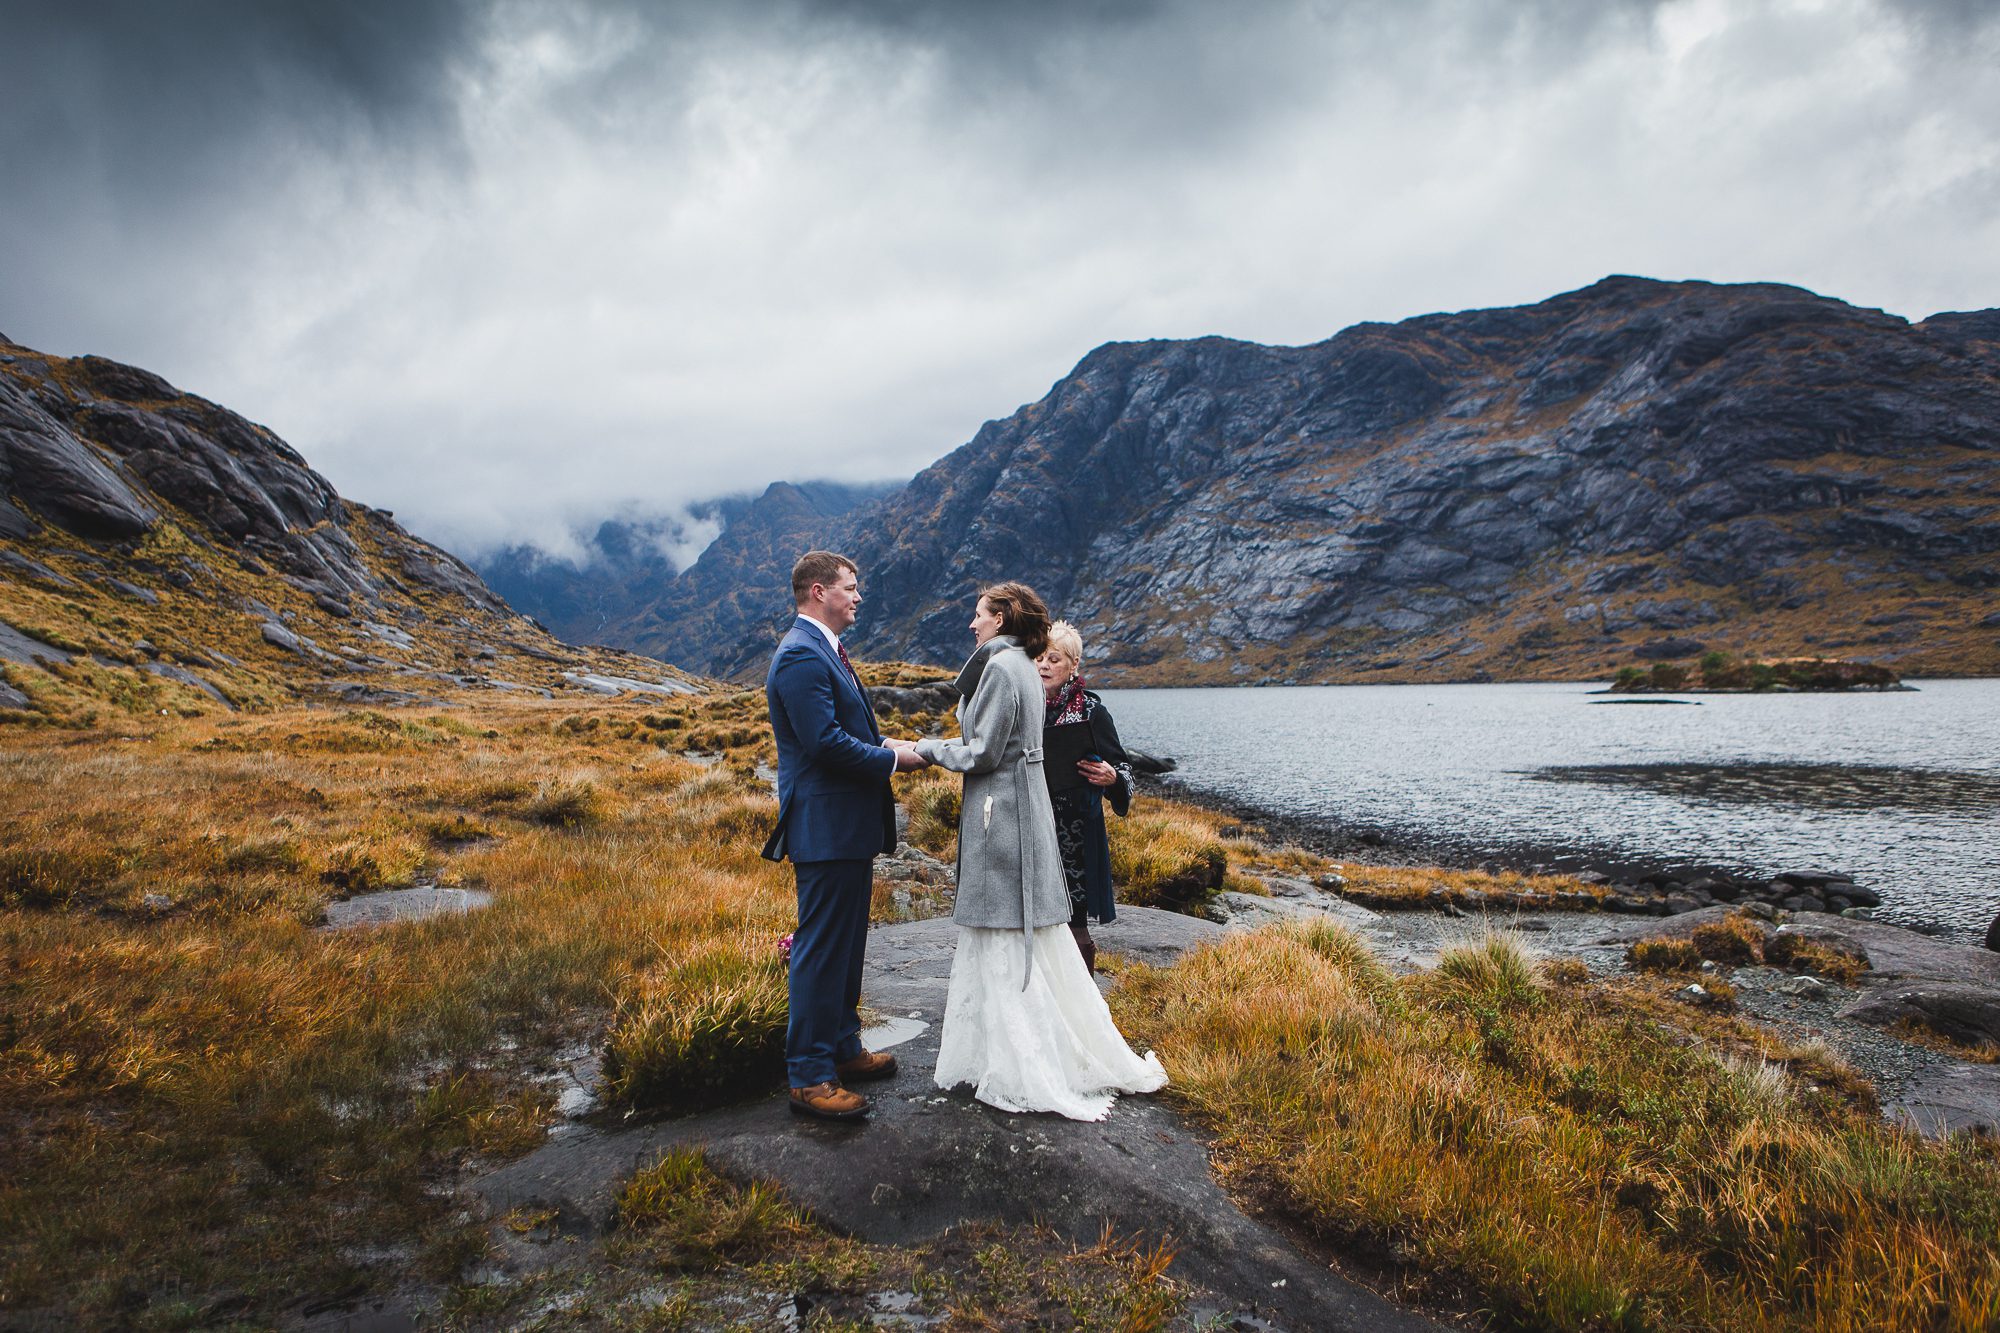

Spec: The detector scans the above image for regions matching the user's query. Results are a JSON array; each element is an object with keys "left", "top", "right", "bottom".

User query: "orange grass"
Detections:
[
  {"left": 0, "top": 696, "right": 796, "bottom": 1322},
  {"left": 1765, "top": 931, "right": 1873, "bottom": 985},
  {"left": 1111, "top": 921, "right": 2000, "bottom": 1331}
]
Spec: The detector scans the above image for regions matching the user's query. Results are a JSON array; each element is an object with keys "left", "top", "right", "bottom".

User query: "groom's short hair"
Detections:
[{"left": 792, "top": 550, "right": 857, "bottom": 605}]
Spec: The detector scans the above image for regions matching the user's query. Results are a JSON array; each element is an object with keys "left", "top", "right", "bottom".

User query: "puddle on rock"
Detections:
[
  {"left": 860, "top": 1015, "right": 929, "bottom": 1050},
  {"left": 322, "top": 885, "right": 493, "bottom": 930}
]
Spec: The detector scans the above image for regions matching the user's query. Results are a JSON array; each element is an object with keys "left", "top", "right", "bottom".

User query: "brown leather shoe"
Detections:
[
  {"left": 835, "top": 1049, "right": 898, "bottom": 1082},
  {"left": 789, "top": 1081, "right": 868, "bottom": 1120}
]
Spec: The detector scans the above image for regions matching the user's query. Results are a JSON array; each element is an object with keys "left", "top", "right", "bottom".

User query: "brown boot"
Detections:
[
  {"left": 788, "top": 1081, "right": 869, "bottom": 1120},
  {"left": 835, "top": 1049, "right": 898, "bottom": 1082},
  {"left": 1071, "top": 925, "right": 1098, "bottom": 974}
]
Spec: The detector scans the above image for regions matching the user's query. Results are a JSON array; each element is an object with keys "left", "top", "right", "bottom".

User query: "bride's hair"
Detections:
[{"left": 978, "top": 581, "right": 1051, "bottom": 659}]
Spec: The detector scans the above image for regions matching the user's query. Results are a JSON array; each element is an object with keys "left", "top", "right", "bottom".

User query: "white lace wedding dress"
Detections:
[{"left": 934, "top": 922, "right": 1168, "bottom": 1121}]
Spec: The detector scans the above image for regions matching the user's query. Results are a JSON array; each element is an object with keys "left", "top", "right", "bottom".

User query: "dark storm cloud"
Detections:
[
  {"left": 3, "top": 1, "right": 476, "bottom": 190},
  {"left": 3, "top": 1, "right": 1997, "bottom": 562}
]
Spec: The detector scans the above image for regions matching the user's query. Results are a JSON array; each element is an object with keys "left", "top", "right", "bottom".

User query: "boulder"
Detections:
[
  {"left": 870, "top": 682, "right": 960, "bottom": 715},
  {"left": 1889, "top": 1065, "right": 2000, "bottom": 1139},
  {"left": 1839, "top": 985, "right": 2000, "bottom": 1050}
]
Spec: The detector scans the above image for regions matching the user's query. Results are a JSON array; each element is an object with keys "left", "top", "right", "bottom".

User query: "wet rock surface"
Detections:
[
  {"left": 1888, "top": 1064, "right": 2000, "bottom": 1137},
  {"left": 477, "top": 909, "right": 1441, "bottom": 1332},
  {"left": 1584, "top": 907, "right": 2000, "bottom": 1133},
  {"left": 322, "top": 886, "right": 494, "bottom": 930}
]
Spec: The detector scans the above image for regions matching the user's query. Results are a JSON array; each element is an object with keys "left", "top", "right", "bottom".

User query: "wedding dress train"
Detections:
[{"left": 934, "top": 922, "right": 1167, "bottom": 1121}]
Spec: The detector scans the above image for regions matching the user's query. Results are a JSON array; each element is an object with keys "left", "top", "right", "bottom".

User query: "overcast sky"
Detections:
[{"left": 5, "top": 0, "right": 1997, "bottom": 565}]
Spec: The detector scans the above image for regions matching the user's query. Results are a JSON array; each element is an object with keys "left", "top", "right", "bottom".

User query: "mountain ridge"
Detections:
[{"left": 610, "top": 276, "right": 2000, "bottom": 684}]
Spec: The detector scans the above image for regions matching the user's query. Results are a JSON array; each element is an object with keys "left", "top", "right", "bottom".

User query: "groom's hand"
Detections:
[{"left": 887, "top": 738, "right": 930, "bottom": 771}]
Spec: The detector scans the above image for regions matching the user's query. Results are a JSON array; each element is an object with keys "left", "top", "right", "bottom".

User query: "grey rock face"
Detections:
[
  {"left": 0, "top": 619, "right": 75, "bottom": 669},
  {"left": 1, "top": 336, "right": 517, "bottom": 636},
  {"left": 0, "top": 375, "right": 159, "bottom": 538},
  {"left": 617, "top": 277, "right": 2000, "bottom": 681}
]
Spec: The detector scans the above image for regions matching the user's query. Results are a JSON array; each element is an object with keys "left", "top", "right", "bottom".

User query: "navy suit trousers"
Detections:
[{"left": 788, "top": 857, "right": 873, "bottom": 1087}]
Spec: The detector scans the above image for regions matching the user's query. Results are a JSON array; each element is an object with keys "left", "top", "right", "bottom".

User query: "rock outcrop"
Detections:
[
  {"left": 617, "top": 277, "right": 2000, "bottom": 683},
  {"left": 0, "top": 336, "right": 703, "bottom": 711}
]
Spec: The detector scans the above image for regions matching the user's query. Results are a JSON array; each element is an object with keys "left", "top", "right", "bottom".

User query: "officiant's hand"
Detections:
[{"left": 1078, "top": 758, "right": 1118, "bottom": 787}]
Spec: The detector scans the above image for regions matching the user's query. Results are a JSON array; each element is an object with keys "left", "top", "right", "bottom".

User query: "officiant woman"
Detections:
[{"left": 1035, "top": 620, "right": 1134, "bottom": 973}]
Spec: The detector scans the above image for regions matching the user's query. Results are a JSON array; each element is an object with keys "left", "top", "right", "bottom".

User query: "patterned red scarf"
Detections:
[{"left": 1049, "top": 672, "right": 1089, "bottom": 725}]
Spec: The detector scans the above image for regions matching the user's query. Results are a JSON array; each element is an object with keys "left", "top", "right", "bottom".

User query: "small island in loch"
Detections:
[{"left": 1610, "top": 650, "right": 1907, "bottom": 694}]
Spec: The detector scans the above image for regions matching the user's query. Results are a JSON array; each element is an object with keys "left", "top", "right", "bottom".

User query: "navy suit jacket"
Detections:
[{"left": 762, "top": 617, "right": 898, "bottom": 863}]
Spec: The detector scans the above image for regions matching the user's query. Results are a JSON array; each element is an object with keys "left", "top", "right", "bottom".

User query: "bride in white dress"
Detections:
[{"left": 903, "top": 582, "right": 1166, "bottom": 1121}]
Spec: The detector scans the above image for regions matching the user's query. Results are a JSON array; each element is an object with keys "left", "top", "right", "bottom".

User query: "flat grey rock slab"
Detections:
[
  {"left": 322, "top": 886, "right": 493, "bottom": 929},
  {"left": 0, "top": 550, "right": 76, "bottom": 587},
  {"left": 483, "top": 679, "right": 554, "bottom": 697},
  {"left": 0, "top": 617, "right": 74, "bottom": 669},
  {"left": 1096, "top": 902, "right": 1229, "bottom": 966},
  {"left": 1583, "top": 905, "right": 1737, "bottom": 946},
  {"left": 1586, "top": 909, "right": 2000, "bottom": 981},
  {"left": 140, "top": 660, "right": 233, "bottom": 707},
  {"left": 561, "top": 670, "right": 699, "bottom": 697},
  {"left": 1840, "top": 982, "right": 2000, "bottom": 1049},
  {"left": 1218, "top": 876, "right": 1389, "bottom": 934},
  {"left": 477, "top": 907, "right": 1442, "bottom": 1332},
  {"left": 1777, "top": 916, "right": 2000, "bottom": 987},
  {"left": 1887, "top": 1063, "right": 2000, "bottom": 1138}
]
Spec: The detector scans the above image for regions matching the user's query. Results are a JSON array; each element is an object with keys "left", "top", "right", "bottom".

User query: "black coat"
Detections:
[{"left": 1042, "top": 690, "right": 1132, "bottom": 924}]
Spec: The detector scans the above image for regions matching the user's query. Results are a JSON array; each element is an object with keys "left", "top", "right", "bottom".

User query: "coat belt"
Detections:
[{"left": 1015, "top": 743, "right": 1045, "bottom": 989}]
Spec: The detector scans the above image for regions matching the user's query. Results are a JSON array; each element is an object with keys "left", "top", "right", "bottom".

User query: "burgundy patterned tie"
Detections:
[{"left": 835, "top": 639, "right": 861, "bottom": 689}]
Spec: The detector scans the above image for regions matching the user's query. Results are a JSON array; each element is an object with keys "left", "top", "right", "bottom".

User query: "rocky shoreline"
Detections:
[
  {"left": 1141, "top": 774, "right": 1945, "bottom": 928},
  {"left": 1035, "top": 754, "right": 2000, "bottom": 1139},
  {"left": 1201, "top": 863, "right": 2000, "bottom": 1141}
]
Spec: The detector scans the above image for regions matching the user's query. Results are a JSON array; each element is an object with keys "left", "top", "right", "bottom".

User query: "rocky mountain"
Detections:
[
  {"left": 0, "top": 335, "right": 702, "bottom": 719},
  {"left": 622, "top": 277, "right": 2000, "bottom": 684},
  {"left": 475, "top": 481, "right": 894, "bottom": 648}
]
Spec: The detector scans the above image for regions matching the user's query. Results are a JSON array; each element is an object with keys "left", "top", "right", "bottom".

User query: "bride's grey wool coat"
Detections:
[{"left": 915, "top": 636, "right": 1072, "bottom": 936}]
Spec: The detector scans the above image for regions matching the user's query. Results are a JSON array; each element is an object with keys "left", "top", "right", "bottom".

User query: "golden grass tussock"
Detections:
[
  {"left": 1691, "top": 912, "right": 1769, "bottom": 964},
  {"left": 1627, "top": 936, "right": 1705, "bottom": 973},
  {"left": 900, "top": 765, "right": 961, "bottom": 860},
  {"left": 616, "top": 1144, "right": 809, "bottom": 1267},
  {"left": 1764, "top": 930, "right": 1872, "bottom": 985},
  {"left": 525, "top": 769, "right": 612, "bottom": 828},
  {"left": 1336, "top": 862, "right": 1609, "bottom": 909},
  {"left": 1108, "top": 811, "right": 1227, "bottom": 910},
  {"left": 602, "top": 932, "right": 791, "bottom": 1113},
  {"left": 1112, "top": 923, "right": 2000, "bottom": 1331},
  {"left": 1434, "top": 930, "right": 1543, "bottom": 1011}
]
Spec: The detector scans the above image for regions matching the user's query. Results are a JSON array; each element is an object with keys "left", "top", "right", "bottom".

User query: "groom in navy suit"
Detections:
[{"left": 763, "top": 550, "right": 927, "bottom": 1119}]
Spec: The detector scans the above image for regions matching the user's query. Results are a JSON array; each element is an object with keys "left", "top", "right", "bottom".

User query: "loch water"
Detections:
[{"left": 1102, "top": 679, "right": 2000, "bottom": 941}]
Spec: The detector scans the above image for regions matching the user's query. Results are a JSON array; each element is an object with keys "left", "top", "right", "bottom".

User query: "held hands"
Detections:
[
  {"left": 1077, "top": 758, "right": 1118, "bottom": 787},
  {"left": 887, "top": 737, "right": 931, "bottom": 772}
]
